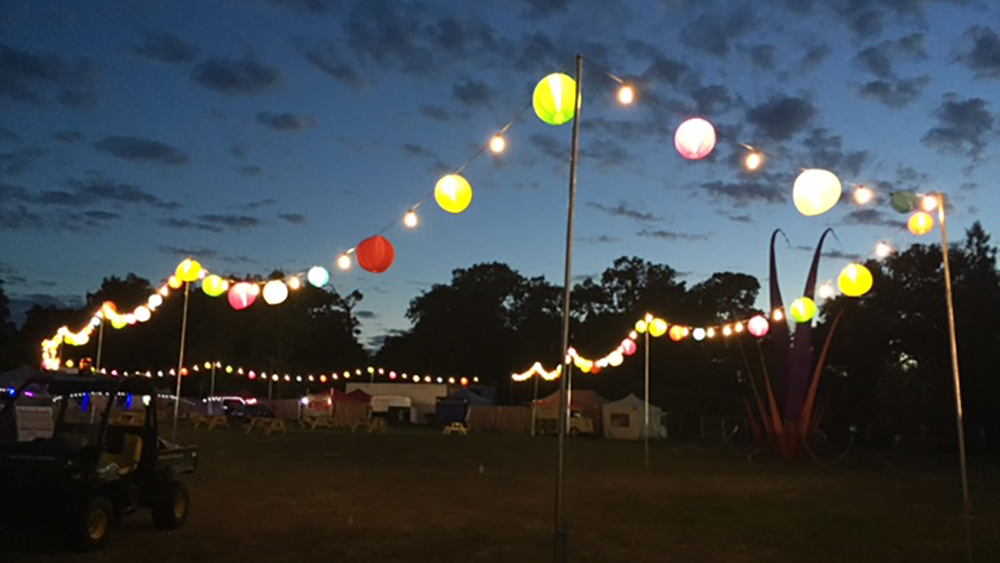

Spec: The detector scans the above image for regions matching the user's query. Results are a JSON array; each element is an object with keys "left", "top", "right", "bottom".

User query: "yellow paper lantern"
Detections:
[
  {"left": 649, "top": 318, "right": 668, "bottom": 338},
  {"left": 793, "top": 169, "right": 842, "bottom": 216},
  {"left": 262, "top": 280, "right": 289, "bottom": 305},
  {"left": 434, "top": 174, "right": 473, "bottom": 214},
  {"left": 908, "top": 211, "right": 934, "bottom": 235},
  {"left": 111, "top": 317, "right": 127, "bottom": 329},
  {"left": 533, "top": 73, "right": 577, "bottom": 126},
  {"left": 167, "top": 275, "right": 183, "bottom": 289},
  {"left": 175, "top": 258, "right": 202, "bottom": 283},
  {"left": 838, "top": 263, "right": 873, "bottom": 297},
  {"left": 634, "top": 319, "right": 647, "bottom": 334},
  {"left": 202, "top": 275, "right": 228, "bottom": 297},
  {"left": 789, "top": 297, "right": 817, "bottom": 323}
]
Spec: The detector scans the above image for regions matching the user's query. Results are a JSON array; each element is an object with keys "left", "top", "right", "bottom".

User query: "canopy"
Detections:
[
  {"left": 602, "top": 393, "right": 666, "bottom": 440},
  {"left": 533, "top": 389, "right": 608, "bottom": 411}
]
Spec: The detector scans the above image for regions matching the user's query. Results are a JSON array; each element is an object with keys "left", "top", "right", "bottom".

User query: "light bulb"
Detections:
[
  {"left": 489, "top": 135, "right": 505, "bottom": 154},
  {"left": 404, "top": 210, "right": 419, "bottom": 228},
  {"left": 617, "top": 85, "right": 634, "bottom": 105}
]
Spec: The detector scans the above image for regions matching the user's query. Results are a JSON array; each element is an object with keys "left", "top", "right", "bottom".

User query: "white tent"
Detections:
[{"left": 602, "top": 393, "right": 666, "bottom": 440}]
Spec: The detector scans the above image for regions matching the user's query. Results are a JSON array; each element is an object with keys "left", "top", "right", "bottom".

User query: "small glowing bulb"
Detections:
[
  {"left": 818, "top": 283, "right": 835, "bottom": 299},
  {"left": 875, "top": 242, "right": 893, "bottom": 259},
  {"left": 617, "top": 85, "right": 635, "bottom": 105},
  {"left": 854, "top": 186, "right": 874, "bottom": 205},
  {"left": 404, "top": 210, "right": 419, "bottom": 228},
  {"left": 337, "top": 254, "right": 352, "bottom": 270},
  {"left": 744, "top": 152, "right": 763, "bottom": 171},
  {"left": 288, "top": 277, "right": 301, "bottom": 290},
  {"left": 921, "top": 195, "right": 938, "bottom": 212},
  {"left": 773, "top": 309, "right": 784, "bottom": 322},
  {"left": 489, "top": 135, "right": 506, "bottom": 154}
]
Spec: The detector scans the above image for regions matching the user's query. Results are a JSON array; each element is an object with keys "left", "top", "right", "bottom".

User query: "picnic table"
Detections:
[
  {"left": 443, "top": 422, "right": 469, "bottom": 435},
  {"left": 352, "top": 417, "right": 387, "bottom": 434},
  {"left": 191, "top": 414, "right": 229, "bottom": 430},
  {"left": 245, "top": 417, "right": 287, "bottom": 435},
  {"left": 301, "top": 415, "right": 337, "bottom": 430}
]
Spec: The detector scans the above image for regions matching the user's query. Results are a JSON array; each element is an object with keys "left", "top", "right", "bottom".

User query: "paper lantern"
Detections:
[
  {"left": 607, "top": 350, "right": 624, "bottom": 367},
  {"left": 147, "top": 294, "right": 162, "bottom": 309},
  {"left": 674, "top": 118, "right": 716, "bottom": 160},
  {"left": 649, "top": 318, "right": 668, "bottom": 338},
  {"left": 262, "top": 280, "right": 288, "bottom": 305},
  {"left": 908, "top": 211, "right": 934, "bottom": 235},
  {"left": 838, "top": 263, "right": 873, "bottom": 297},
  {"left": 111, "top": 318, "right": 127, "bottom": 329},
  {"left": 668, "top": 325, "right": 687, "bottom": 341},
  {"left": 634, "top": 319, "right": 647, "bottom": 334},
  {"left": 891, "top": 191, "right": 918, "bottom": 214},
  {"left": 134, "top": 306, "right": 151, "bottom": 323},
  {"left": 692, "top": 327, "right": 707, "bottom": 341},
  {"left": 793, "top": 169, "right": 842, "bottom": 216},
  {"left": 533, "top": 73, "right": 577, "bottom": 126},
  {"left": 168, "top": 275, "right": 183, "bottom": 289},
  {"left": 789, "top": 297, "right": 817, "bottom": 323},
  {"left": 434, "top": 174, "right": 473, "bottom": 214},
  {"left": 307, "top": 266, "right": 329, "bottom": 288},
  {"left": 228, "top": 282, "right": 258, "bottom": 311},
  {"left": 175, "top": 259, "right": 202, "bottom": 283},
  {"left": 202, "top": 275, "right": 228, "bottom": 297},
  {"left": 356, "top": 235, "right": 395, "bottom": 274},
  {"left": 621, "top": 338, "right": 637, "bottom": 356},
  {"left": 747, "top": 315, "right": 769, "bottom": 337}
]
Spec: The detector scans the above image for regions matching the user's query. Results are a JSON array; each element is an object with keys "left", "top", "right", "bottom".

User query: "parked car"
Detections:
[{"left": 221, "top": 399, "right": 275, "bottom": 422}]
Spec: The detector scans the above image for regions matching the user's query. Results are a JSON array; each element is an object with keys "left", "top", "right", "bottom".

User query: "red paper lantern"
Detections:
[
  {"left": 747, "top": 315, "right": 769, "bottom": 337},
  {"left": 621, "top": 338, "right": 637, "bottom": 356},
  {"left": 356, "top": 235, "right": 395, "bottom": 274},
  {"left": 228, "top": 282, "right": 258, "bottom": 311}
]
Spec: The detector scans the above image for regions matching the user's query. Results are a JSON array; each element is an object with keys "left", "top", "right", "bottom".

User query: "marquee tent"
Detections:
[{"left": 601, "top": 393, "right": 666, "bottom": 440}]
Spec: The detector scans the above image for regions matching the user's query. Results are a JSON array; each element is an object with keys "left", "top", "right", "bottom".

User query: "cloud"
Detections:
[
  {"left": 0, "top": 147, "right": 47, "bottom": 178},
  {"left": 841, "top": 209, "right": 906, "bottom": 229},
  {"left": 586, "top": 201, "right": 661, "bottom": 222},
  {"left": 191, "top": 55, "right": 283, "bottom": 95},
  {"left": 344, "top": 1, "right": 434, "bottom": 74},
  {"left": 238, "top": 165, "right": 264, "bottom": 178},
  {"left": 794, "top": 245, "right": 863, "bottom": 261},
  {"left": 157, "top": 245, "right": 218, "bottom": 259},
  {"left": 82, "top": 210, "right": 121, "bottom": 222},
  {"left": 579, "top": 139, "right": 632, "bottom": 169},
  {"left": 277, "top": 212, "right": 306, "bottom": 224},
  {"left": 528, "top": 133, "right": 568, "bottom": 162},
  {"left": 801, "top": 128, "right": 869, "bottom": 177},
  {"left": 700, "top": 180, "right": 787, "bottom": 207},
  {"left": 158, "top": 218, "right": 223, "bottom": 233},
  {"left": 857, "top": 75, "right": 930, "bottom": 109},
  {"left": 64, "top": 177, "right": 180, "bottom": 209},
  {"left": 749, "top": 44, "right": 776, "bottom": 69},
  {"left": 57, "top": 89, "right": 99, "bottom": 109},
  {"left": 238, "top": 198, "right": 277, "bottom": 210},
  {"left": 94, "top": 135, "right": 190, "bottom": 166},
  {"left": 855, "top": 46, "right": 894, "bottom": 79},
  {"left": 578, "top": 234, "right": 621, "bottom": 244},
  {"left": 799, "top": 44, "right": 831, "bottom": 71},
  {"left": 196, "top": 214, "right": 262, "bottom": 229},
  {"left": 679, "top": 10, "right": 757, "bottom": 58},
  {"left": 0, "top": 205, "right": 46, "bottom": 232},
  {"left": 921, "top": 94, "right": 994, "bottom": 158},
  {"left": 641, "top": 54, "right": 698, "bottom": 90},
  {"left": 133, "top": 33, "right": 197, "bottom": 64},
  {"left": 636, "top": 228, "right": 710, "bottom": 241},
  {"left": 0, "top": 177, "right": 162, "bottom": 231},
  {"left": 520, "top": 0, "right": 570, "bottom": 17},
  {"left": 451, "top": 78, "right": 492, "bottom": 108},
  {"left": 229, "top": 144, "right": 249, "bottom": 159},
  {"left": 746, "top": 95, "right": 816, "bottom": 141},
  {"left": 401, "top": 143, "right": 439, "bottom": 161},
  {"left": 53, "top": 130, "right": 84, "bottom": 144},
  {"left": 690, "top": 84, "right": 734, "bottom": 115},
  {"left": 256, "top": 112, "right": 316, "bottom": 132},
  {"left": 957, "top": 26, "right": 1000, "bottom": 80},
  {"left": 854, "top": 33, "right": 927, "bottom": 80},
  {"left": 354, "top": 310, "right": 377, "bottom": 319},
  {"left": 419, "top": 104, "right": 451, "bottom": 122},
  {"left": 262, "top": 0, "right": 336, "bottom": 14},
  {"left": 0, "top": 262, "right": 27, "bottom": 285},
  {"left": 304, "top": 42, "right": 365, "bottom": 88},
  {"left": 0, "top": 128, "right": 16, "bottom": 142},
  {"left": 0, "top": 44, "right": 100, "bottom": 105}
]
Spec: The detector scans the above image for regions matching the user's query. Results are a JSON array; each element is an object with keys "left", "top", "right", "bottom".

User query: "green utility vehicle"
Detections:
[{"left": 0, "top": 372, "right": 198, "bottom": 550}]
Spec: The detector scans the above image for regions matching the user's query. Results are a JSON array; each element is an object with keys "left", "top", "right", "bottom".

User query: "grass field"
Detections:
[{"left": 3, "top": 425, "right": 999, "bottom": 562}]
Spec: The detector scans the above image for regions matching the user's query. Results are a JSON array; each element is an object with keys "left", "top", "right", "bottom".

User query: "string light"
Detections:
[
  {"left": 921, "top": 194, "right": 938, "bottom": 212},
  {"left": 617, "top": 85, "right": 634, "bottom": 105},
  {"left": 853, "top": 186, "right": 874, "bottom": 205},
  {"left": 489, "top": 135, "right": 506, "bottom": 154},
  {"left": 744, "top": 151, "right": 763, "bottom": 171},
  {"left": 818, "top": 283, "right": 836, "bottom": 299},
  {"left": 875, "top": 242, "right": 893, "bottom": 259},
  {"left": 404, "top": 210, "right": 419, "bottom": 228},
  {"left": 287, "top": 277, "right": 302, "bottom": 291},
  {"left": 337, "top": 254, "right": 352, "bottom": 270}
]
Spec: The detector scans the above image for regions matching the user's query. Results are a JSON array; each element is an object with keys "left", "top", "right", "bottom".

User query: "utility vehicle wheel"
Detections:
[
  {"left": 67, "top": 496, "right": 113, "bottom": 551},
  {"left": 152, "top": 481, "right": 189, "bottom": 530},
  {"left": 569, "top": 427, "right": 580, "bottom": 437}
]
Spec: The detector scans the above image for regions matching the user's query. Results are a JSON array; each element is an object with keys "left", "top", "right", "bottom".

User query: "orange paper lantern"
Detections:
[
  {"left": 356, "top": 235, "right": 395, "bottom": 274},
  {"left": 668, "top": 325, "right": 687, "bottom": 341}
]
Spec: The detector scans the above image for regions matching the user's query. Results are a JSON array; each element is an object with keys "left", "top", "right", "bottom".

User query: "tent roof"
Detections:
[
  {"left": 344, "top": 389, "right": 370, "bottom": 402},
  {"left": 0, "top": 366, "right": 42, "bottom": 389},
  {"left": 604, "top": 393, "right": 662, "bottom": 411},
  {"left": 534, "top": 389, "right": 608, "bottom": 410},
  {"left": 442, "top": 387, "right": 492, "bottom": 405}
]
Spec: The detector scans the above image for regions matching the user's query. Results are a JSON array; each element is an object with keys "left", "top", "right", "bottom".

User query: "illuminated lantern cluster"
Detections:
[
  {"left": 838, "top": 263, "right": 873, "bottom": 297},
  {"left": 793, "top": 169, "right": 841, "bottom": 216},
  {"left": 533, "top": 73, "right": 577, "bottom": 126},
  {"left": 789, "top": 297, "right": 817, "bottom": 323},
  {"left": 356, "top": 235, "right": 395, "bottom": 274},
  {"left": 675, "top": 118, "right": 716, "bottom": 160},
  {"left": 434, "top": 174, "right": 473, "bottom": 214}
]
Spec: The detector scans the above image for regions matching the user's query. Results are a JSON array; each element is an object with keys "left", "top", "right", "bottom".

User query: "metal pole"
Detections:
[
  {"left": 171, "top": 282, "right": 191, "bottom": 442},
  {"left": 554, "top": 53, "right": 583, "bottom": 563},
  {"left": 95, "top": 318, "right": 105, "bottom": 372},
  {"left": 210, "top": 363, "right": 217, "bottom": 398},
  {"left": 937, "top": 194, "right": 974, "bottom": 531},
  {"left": 644, "top": 328, "right": 650, "bottom": 471},
  {"left": 531, "top": 371, "right": 539, "bottom": 437}
]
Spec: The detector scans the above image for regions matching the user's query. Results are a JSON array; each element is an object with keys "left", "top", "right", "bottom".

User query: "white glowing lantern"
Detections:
[
  {"left": 148, "top": 294, "right": 163, "bottom": 309},
  {"left": 875, "top": 242, "right": 892, "bottom": 259},
  {"left": 404, "top": 210, "right": 419, "bottom": 228},
  {"left": 489, "top": 135, "right": 506, "bottom": 154},
  {"left": 134, "top": 306, "right": 151, "bottom": 323},
  {"left": 262, "top": 280, "right": 288, "bottom": 305},
  {"left": 674, "top": 118, "right": 716, "bottom": 160},
  {"left": 307, "top": 266, "right": 329, "bottom": 287},
  {"left": 692, "top": 327, "right": 706, "bottom": 341},
  {"left": 607, "top": 350, "right": 624, "bottom": 367},
  {"left": 793, "top": 169, "right": 842, "bottom": 216},
  {"left": 337, "top": 254, "right": 352, "bottom": 270}
]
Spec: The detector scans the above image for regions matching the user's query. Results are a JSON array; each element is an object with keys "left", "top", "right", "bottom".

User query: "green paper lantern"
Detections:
[
  {"left": 533, "top": 73, "right": 577, "bottom": 126},
  {"left": 202, "top": 275, "right": 228, "bottom": 297},
  {"left": 890, "top": 191, "right": 917, "bottom": 214},
  {"left": 789, "top": 297, "right": 817, "bottom": 323}
]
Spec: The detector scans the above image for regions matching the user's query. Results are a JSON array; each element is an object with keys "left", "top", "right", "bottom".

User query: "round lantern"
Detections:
[
  {"left": 356, "top": 235, "right": 395, "bottom": 274},
  {"left": 891, "top": 191, "right": 918, "bottom": 214},
  {"left": 634, "top": 319, "right": 647, "bottom": 334},
  {"left": 262, "top": 280, "right": 289, "bottom": 305},
  {"left": 167, "top": 275, "right": 183, "bottom": 289},
  {"left": 307, "top": 266, "right": 329, "bottom": 288},
  {"left": 111, "top": 318, "right": 127, "bottom": 329},
  {"left": 747, "top": 315, "right": 769, "bottom": 337},
  {"left": 692, "top": 327, "right": 707, "bottom": 341},
  {"left": 434, "top": 174, "right": 473, "bottom": 214},
  {"left": 607, "top": 350, "right": 624, "bottom": 367},
  {"left": 202, "top": 275, "right": 228, "bottom": 297},
  {"left": 668, "top": 325, "right": 687, "bottom": 341},
  {"left": 228, "top": 282, "right": 258, "bottom": 311},
  {"left": 175, "top": 258, "right": 202, "bottom": 283},
  {"left": 148, "top": 294, "right": 163, "bottom": 309},
  {"left": 838, "top": 263, "right": 873, "bottom": 297},
  {"left": 793, "top": 169, "right": 842, "bottom": 216},
  {"left": 908, "top": 211, "right": 934, "bottom": 235},
  {"left": 133, "top": 306, "right": 151, "bottom": 323},
  {"left": 533, "top": 73, "right": 577, "bottom": 126},
  {"left": 649, "top": 318, "right": 668, "bottom": 338},
  {"left": 621, "top": 338, "right": 637, "bottom": 356},
  {"left": 674, "top": 117, "right": 716, "bottom": 160},
  {"left": 789, "top": 297, "right": 817, "bottom": 323}
]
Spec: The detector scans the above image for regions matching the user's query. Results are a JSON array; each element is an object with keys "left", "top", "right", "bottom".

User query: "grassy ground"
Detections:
[{"left": 3, "top": 425, "right": 999, "bottom": 562}]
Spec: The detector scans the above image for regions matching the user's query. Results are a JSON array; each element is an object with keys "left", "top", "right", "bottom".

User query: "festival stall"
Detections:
[{"left": 602, "top": 393, "right": 666, "bottom": 440}]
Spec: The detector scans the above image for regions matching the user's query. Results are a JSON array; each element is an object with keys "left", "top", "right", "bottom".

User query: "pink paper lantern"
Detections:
[
  {"left": 747, "top": 315, "right": 769, "bottom": 337},
  {"left": 228, "top": 282, "right": 258, "bottom": 311},
  {"left": 674, "top": 117, "right": 716, "bottom": 160},
  {"left": 621, "top": 338, "right": 637, "bottom": 356}
]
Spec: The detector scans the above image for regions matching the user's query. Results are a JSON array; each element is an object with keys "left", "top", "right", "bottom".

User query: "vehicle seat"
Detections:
[{"left": 99, "top": 433, "right": 143, "bottom": 476}]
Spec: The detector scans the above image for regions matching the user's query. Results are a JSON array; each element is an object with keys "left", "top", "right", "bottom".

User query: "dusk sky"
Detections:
[{"left": 2, "top": 0, "right": 998, "bottom": 349}]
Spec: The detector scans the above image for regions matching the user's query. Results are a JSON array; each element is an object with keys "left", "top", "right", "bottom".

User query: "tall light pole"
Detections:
[
  {"left": 171, "top": 281, "right": 191, "bottom": 442},
  {"left": 643, "top": 315, "right": 652, "bottom": 471}
]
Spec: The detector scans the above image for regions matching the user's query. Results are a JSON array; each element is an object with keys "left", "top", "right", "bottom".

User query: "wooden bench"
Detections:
[
  {"left": 301, "top": 415, "right": 336, "bottom": 430},
  {"left": 192, "top": 414, "right": 229, "bottom": 430},
  {"left": 245, "top": 417, "right": 287, "bottom": 435},
  {"left": 352, "top": 417, "right": 387, "bottom": 434},
  {"left": 443, "top": 422, "right": 469, "bottom": 435}
]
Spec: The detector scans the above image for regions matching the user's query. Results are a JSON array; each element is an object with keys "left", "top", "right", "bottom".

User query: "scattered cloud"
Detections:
[
  {"left": 0, "top": 44, "right": 100, "bottom": 105},
  {"left": 801, "top": 128, "right": 869, "bottom": 177},
  {"left": 197, "top": 214, "right": 262, "bottom": 229},
  {"left": 355, "top": 310, "right": 377, "bottom": 319},
  {"left": 451, "top": 78, "right": 492, "bottom": 108},
  {"left": 191, "top": 55, "right": 283, "bottom": 95},
  {"left": 158, "top": 218, "right": 223, "bottom": 233},
  {"left": 842, "top": 209, "right": 906, "bottom": 229},
  {"left": 57, "top": 89, "right": 99, "bottom": 109},
  {"left": 229, "top": 143, "right": 249, "bottom": 159},
  {"left": 957, "top": 25, "right": 1000, "bottom": 80},
  {"left": 238, "top": 198, "right": 277, "bottom": 210},
  {"left": 344, "top": 1, "right": 434, "bottom": 74},
  {"left": 921, "top": 94, "right": 994, "bottom": 158},
  {"left": 679, "top": 10, "right": 757, "bottom": 58},
  {"left": 256, "top": 111, "right": 316, "bottom": 132},
  {"left": 277, "top": 212, "right": 306, "bottom": 224},
  {"left": 856, "top": 75, "right": 930, "bottom": 109},
  {"left": 1, "top": 147, "right": 47, "bottom": 178},
  {"left": 690, "top": 84, "right": 734, "bottom": 115},
  {"left": 528, "top": 133, "right": 568, "bottom": 163},
  {"left": 53, "top": 130, "right": 84, "bottom": 144},
  {"left": 262, "top": 0, "right": 337, "bottom": 15},
  {"left": 157, "top": 245, "right": 218, "bottom": 259},
  {"left": 636, "top": 228, "right": 710, "bottom": 241},
  {"left": 586, "top": 201, "right": 661, "bottom": 222},
  {"left": 749, "top": 44, "right": 776, "bottom": 69},
  {"left": 303, "top": 42, "right": 365, "bottom": 88},
  {"left": 0, "top": 128, "right": 17, "bottom": 142},
  {"left": 578, "top": 234, "right": 621, "bottom": 244},
  {"left": 794, "top": 245, "right": 863, "bottom": 261},
  {"left": 93, "top": 135, "right": 190, "bottom": 166},
  {"left": 133, "top": 33, "right": 197, "bottom": 64},
  {"left": 238, "top": 165, "right": 264, "bottom": 178},
  {"left": 798, "top": 44, "right": 831, "bottom": 71},
  {"left": 747, "top": 95, "right": 816, "bottom": 141},
  {"left": 419, "top": 104, "right": 451, "bottom": 122},
  {"left": 700, "top": 180, "right": 787, "bottom": 207}
]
